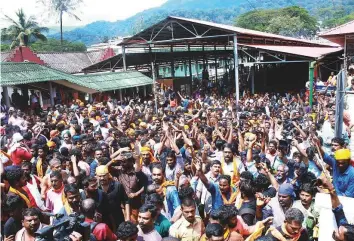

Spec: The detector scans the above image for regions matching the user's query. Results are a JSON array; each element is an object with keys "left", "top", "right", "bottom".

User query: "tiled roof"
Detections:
[
  {"left": 0, "top": 62, "right": 153, "bottom": 92},
  {"left": 1, "top": 51, "right": 13, "bottom": 62},
  {"left": 37, "top": 49, "right": 108, "bottom": 74}
]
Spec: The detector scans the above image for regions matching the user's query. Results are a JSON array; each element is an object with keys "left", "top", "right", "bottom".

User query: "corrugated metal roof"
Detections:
[
  {"left": 122, "top": 16, "right": 337, "bottom": 47},
  {"left": 319, "top": 20, "right": 354, "bottom": 37},
  {"left": 239, "top": 44, "right": 343, "bottom": 58},
  {"left": 0, "top": 62, "right": 153, "bottom": 92},
  {"left": 0, "top": 62, "right": 87, "bottom": 87},
  {"left": 82, "top": 71, "right": 153, "bottom": 92}
]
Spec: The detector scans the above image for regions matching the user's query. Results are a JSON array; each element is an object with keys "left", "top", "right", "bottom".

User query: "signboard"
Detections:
[{"left": 315, "top": 85, "right": 336, "bottom": 92}]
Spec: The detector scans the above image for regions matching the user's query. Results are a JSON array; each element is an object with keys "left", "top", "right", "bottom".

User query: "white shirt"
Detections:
[{"left": 196, "top": 172, "right": 219, "bottom": 205}]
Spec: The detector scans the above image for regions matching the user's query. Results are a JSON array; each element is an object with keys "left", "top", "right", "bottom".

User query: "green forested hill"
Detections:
[{"left": 48, "top": 0, "right": 354, "bottom": 45}]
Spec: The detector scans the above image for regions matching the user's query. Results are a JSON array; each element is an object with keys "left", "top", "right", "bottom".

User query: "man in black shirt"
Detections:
[
  {"left": 81, "top": 176, "right": 115, "bottom": 231},
  {"left": 3, "top": 195, "right": 25, "bottom": 239},
  {"left": 96, "top": 165, "right": 130, "bottom": 228}
]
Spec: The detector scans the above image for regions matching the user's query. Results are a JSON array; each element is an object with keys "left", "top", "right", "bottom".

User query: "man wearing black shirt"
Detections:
[
  {"left": 3, "top": 195, "right": 24, "bottom": 239},
  {"left": 81, "top": 176, "right": 115, "bottom": 231},
  {"left": 96, "top": 165, "right": 130, "bottom": 228}
]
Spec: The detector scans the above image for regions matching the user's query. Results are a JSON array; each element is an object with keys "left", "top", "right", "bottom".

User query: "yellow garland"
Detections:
[
  {"left": 62, "top": 193, "right": 73, "bottom": 215},
  {"left": 221, "top": 156, "right": 240, "bottom": 186},
  {"left": 9, "top": 186, "right": 31, "bottom": 207},
  {"left": 221, "top": 188, "right": 238, "bottom": 205},
  {"left": 36, "top": 158, "right": 43, "bottom": 178}
]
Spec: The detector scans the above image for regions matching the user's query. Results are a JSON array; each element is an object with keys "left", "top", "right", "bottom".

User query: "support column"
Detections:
[
  {"left": 195, "top": 59, "right": 199, "bottom": 79},
  {"left": 49, "top": 82, "right": 54, "bottom": 106},
  {"left": 119, "top": 89, "right": 122, "bottom": 102},
  {"left": 309, "top": 61, "right": 315, "bottom": 108},
  {"left": 143, "top": 86, "right": 147, "bottom": 97},
  {"left": 233, "top": 34, "right": 239, "bottom": 105},
  {"left": 3, "top": 86, "right": 10, "bottom": 108},
  {"left": 251, "top": 66, "right": 255, "bottom": 94},
  {"left": 39, "top": 91, "right": 43, "bottom": 107},
  {"left": 122, "top": 45, "right": 127, "bottom": 71},
  {"left": 335, "top": 70, "right": 345, "bottom": 138},
  {"left": 188, "top": 45, "right": 193, "bottom": 93},
  {"left": 151, "top": 61, "right": 158, "bottom": 113},
  {"left": 214, "top": 45, "right": 217, "bottom": 83},
  {"left": 155, "top": 64, "right": 159, "bottom": 79},
  {"left": 184, "top": 61, "right": 188, "bottom": 77},
  {"left": 170, "top": 46, "right": 175, "bottom": 78}
]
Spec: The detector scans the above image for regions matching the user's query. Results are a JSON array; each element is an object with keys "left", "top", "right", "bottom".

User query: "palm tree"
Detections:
[
  {"left": 39, "top": 0, "right": 82, "bottom": 44},
  {"left": 2, "top": 9, "right": 48, "bottom": 49}
]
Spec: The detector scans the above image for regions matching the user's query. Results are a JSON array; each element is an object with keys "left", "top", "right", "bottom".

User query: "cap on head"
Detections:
[
  {"left": 334, "top": 149, "right": 351, "bottom": 160},
  {"left": 96, "top": 165, "right": 109, "bottom": 175},
  {"left": 279, "top": 183, "right": 295, "bottom": 197}
]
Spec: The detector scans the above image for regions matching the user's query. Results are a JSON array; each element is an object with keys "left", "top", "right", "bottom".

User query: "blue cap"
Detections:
[{"left": 278, "top": 183, "right": 295, "bottom": 197}]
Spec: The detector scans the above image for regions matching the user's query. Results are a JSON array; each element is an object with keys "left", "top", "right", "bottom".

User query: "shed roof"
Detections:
[
  {"left": 319, "top": 20, "right": 354, "bottom": 37},
  {"left": 0, "top": 62, "right": 152, "bottom": 92},
  {"left": 81, "top": 71, "right": 153, "bottom": 92},
  {"left": 122, "top": 16, "right": 336, "bottom": 47}
]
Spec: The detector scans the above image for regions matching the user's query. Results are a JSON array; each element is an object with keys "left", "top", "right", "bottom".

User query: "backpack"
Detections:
[{"left": 89, "top": 222, "right": 99, "bottom": 241}]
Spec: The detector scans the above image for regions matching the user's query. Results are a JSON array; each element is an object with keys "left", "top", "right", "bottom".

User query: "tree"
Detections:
[
  {"left": 39, "top": 0, "right": 82, "bottom": 44},
  {"left": 30, "top": 38, "right": 86, "bottom": 52},
  {"left": 1, "top": 9, "right": 48, "bottom": 49},
  {"left": 102, "top": 36, "right": 109, "bottom": 43},
  {"left": 234, "top": 6, "right": 318, "bottom": 38},
  {"left": 1, "top": 43, "right": 11, "bottom": 51}
]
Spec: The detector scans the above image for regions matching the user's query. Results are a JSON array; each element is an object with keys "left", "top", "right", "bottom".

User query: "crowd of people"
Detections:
[{"left": 1, "top": 80, "right": 354, "bottom": 241}]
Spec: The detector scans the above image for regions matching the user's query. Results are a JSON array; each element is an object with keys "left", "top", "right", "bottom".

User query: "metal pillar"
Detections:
[
  {"left": 233, "top": 34, "right": 239, "bottom": 104},
  {"left": 251, "top": 66, "right": 255, "bottom": 94},
  {"left": 335, "top": 70, "right": 345, "bottom": 138},
  {"left": 170, "top": 46, "right": 175, "bottom": 78},
  {"left": 155, "top": 64, "right": 159, "bottom": 79},
  {"left": 122, "top": 45, "right": 127, "bottom": 71},
  {"left": 3, "top": 86, "right": 10, "bottom": 107},
  {"left": 39, "top": 91, "right": 43, "bottom": 107},
  {"left": 151, "top": 61, "right": 158, "bottom": 113},
  {"left": 214, "top": 45, "right": 217, "bottom": 83},
  {"left": 143, "top": 86, "right": 147, "bottom": 97},
  {"left": 119, "top": 89, "right": 122, "bottom": 101},
  {"left": 195, "top": 59, "right": 199, "bottom": 79},
  {"left": 184, "top": 61, "right": 188, "bottom": 77},
  {"left": 49, "top": 82, "right": 54, "bottom": 106},
  {"left": 309, "top": 61, "right": 315, "bottom": 108},
  {"left": 188, "top": 45, "right": 193, "bottom": 92}
]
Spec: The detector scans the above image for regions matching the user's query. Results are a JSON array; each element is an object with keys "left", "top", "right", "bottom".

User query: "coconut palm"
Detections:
[
  {"left": 39, "top": 0, "right": 82, "bottom": 44},
  {"left": 2, "top": 9, "right": 48, "bottom": 49}
]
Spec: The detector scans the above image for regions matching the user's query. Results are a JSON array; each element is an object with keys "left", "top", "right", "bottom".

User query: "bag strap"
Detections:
[{"left": 90, "top": 221, "right": 98, "bottom": 232}]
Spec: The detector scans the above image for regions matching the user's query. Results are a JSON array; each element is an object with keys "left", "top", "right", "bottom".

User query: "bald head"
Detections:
[{"left": 81, "top": 198, "right": 95, "bottom": 218}]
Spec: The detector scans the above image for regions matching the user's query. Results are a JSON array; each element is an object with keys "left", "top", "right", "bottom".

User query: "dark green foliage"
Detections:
[
  {"left": 30, "top": 38, "right": 86, "bottom": 52},
  {"left": 235, "top": 6, "right": 319, "bottom": 38}
]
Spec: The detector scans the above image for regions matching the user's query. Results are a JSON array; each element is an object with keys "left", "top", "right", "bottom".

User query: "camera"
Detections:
[{"left": 35, "top": 213, "right": 90, "bottom": 241}]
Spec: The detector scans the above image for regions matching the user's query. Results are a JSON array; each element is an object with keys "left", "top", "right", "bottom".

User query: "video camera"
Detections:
[{"left": 35, "top": 213, "right": 90, "bottom": 241}]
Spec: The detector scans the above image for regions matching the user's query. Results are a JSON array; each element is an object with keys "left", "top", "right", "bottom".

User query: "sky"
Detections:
[{"left": 0, "top": 0, "right": 167, "bottom": 28}]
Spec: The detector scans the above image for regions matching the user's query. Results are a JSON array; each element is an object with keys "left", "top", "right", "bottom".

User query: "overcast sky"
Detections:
[{"left": 0, "top": 0, "right": 167, "bottom": 28}]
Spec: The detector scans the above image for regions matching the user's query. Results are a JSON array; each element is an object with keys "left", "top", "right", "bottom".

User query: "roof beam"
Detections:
[
  {"left": 174, "top": 21, "right": 197, "bottom": 37},
  {"left": 151, "top": 20, "right": 171, "bottom": 42}
]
